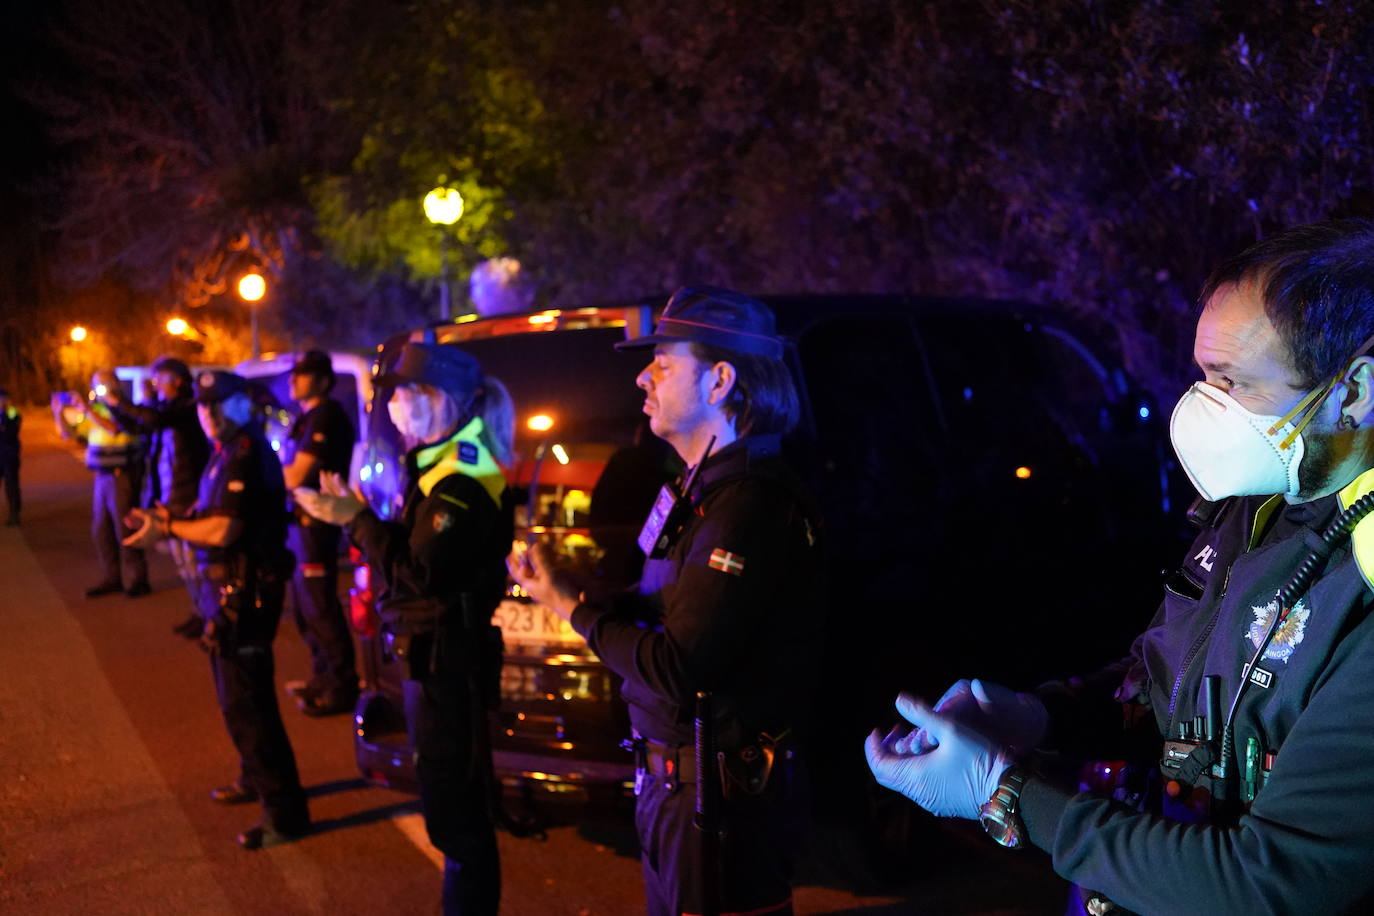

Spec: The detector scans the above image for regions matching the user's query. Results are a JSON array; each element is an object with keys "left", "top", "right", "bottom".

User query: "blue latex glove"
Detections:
[
  {"left": 865, "top": 692, "right": 1015, "bottom": 820},
  {"left": 902, "top": 677, "right": 1049, "bottom": 755}
]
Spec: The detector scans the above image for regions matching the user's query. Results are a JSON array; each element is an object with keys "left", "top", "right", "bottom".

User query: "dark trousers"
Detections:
[
  {"left": 0, "top": 457, "right": 18, "bottom": 520},
  {"left": 404, "top": 670, "right": 500, "bottom": 916},
  {"left": 206, "top": 584, "right": 308, "bottom": 830},
  {"left": 287, "top": 521, "right": 357, "bottom": 699},
  {"left": 635, "top": 758, "right": 810, "bottom": 916},
  {"left": 92, "top": 468, "right": 147, "bottom": 587}
]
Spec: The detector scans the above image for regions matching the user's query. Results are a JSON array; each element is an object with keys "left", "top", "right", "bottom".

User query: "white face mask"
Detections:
[
  {"left": 388, "top": 387, "right": 439, "bottom": 443},
  {"left": 1169, "top": 383, "right": 1309, "bottom": 501}
]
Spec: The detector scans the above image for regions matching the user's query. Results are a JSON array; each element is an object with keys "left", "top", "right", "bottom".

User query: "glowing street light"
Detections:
[
  {"left": 237, "top": 272, "right": 266, "bottom": 302},
  {"left": 527, "top": 414, "right": 554, "bottom": 432},
  {"left": 237, "top": 271, "right": 266, "bottom": 360},
  {"left": 423, "top": 187, "right": 464, "bottom": 225},
  {"left": 69, "top": 325, "right": 88, "bottom": 342},
  {"left": 166, "top": 317, "right": 189, "bottom": 336},
  {"left": 424, "top": 186, "right": 465, "bottom": 321}
]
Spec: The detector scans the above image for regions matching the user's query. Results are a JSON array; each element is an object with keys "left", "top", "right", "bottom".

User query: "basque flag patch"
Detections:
[{"left": 708, "top": 548, "right": 746, "bottom": 576}]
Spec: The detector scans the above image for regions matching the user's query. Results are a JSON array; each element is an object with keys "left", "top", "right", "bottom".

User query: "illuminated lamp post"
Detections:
[
  {"left": 237, "top": 272, "right": 267, "bottom": 360},
  {"left": 165, "top": 317, "right": 189, "bottom": 337},
  {"left": 423, "top": 186, "right": 464, "bottom": 321},
  {"left": 69, "top": 325, "right": 88, "bottom": 343}
]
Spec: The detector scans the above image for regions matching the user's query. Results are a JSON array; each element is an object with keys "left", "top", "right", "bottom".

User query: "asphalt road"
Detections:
[{"left": 0, "top": 412, "right": 1069, "bottom": 915}]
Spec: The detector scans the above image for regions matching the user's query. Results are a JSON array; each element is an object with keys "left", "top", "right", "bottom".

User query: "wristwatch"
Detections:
[{"left": 979, "top": 765, "right": 1028, "bottom": 849}]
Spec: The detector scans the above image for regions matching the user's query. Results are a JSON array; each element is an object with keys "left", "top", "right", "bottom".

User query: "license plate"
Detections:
[{"left": 493, "top": 598, "right": 582, "bottom": 647}]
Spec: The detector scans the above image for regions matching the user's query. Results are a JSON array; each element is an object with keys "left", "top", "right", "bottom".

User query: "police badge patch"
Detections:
[
  {"left": 1248, "top": 597, "right": 1310, "bottom": 664},
  {"left": 433, "top": 510, "right": 454, "bottom": 533}
]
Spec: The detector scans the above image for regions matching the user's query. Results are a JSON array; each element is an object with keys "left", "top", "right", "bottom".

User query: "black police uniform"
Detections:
[
  {"left": 190, "top": 408, "right": 308, "bottom": 835},
  {"left": 285, "top": 397, "right": 358, "bottom": 706},
  {"left": 0, "top": 403, "right": 20, "bottom": 524},
  {"left": 110, "top": 391, "right": 208, "bottom": 516},
  {"left": 109, "top": 390, "right": 209, "bottom": 596},
  {"left": 346, "top": 417, "right": 510, "bottom": 914},
  {"left": 570, "top": 434, "right": 824, "bottom": 916}
]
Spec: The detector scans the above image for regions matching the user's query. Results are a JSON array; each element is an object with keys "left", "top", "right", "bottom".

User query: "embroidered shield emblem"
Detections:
[{"left": 1247, "top": 597, "right": 1310, "bottom": 664}]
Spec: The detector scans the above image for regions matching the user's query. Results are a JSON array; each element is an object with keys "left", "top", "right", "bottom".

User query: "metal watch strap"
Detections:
[{"left": 979, "top": 765, "right": 1028, "bottom": 849}]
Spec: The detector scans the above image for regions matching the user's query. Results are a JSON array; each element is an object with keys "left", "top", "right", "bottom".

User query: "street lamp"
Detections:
[
  {"left": 237, "top": 272, "right": 266, "bottom": 360},
  {"left": 423, "top": 186, "right": 464, "bottom": 321},
  {"left": 69, "top": 325, "right": 88, "bottom": 342},
  {"left": 166, "top": 317, "right": 189, "bottom": 337}
]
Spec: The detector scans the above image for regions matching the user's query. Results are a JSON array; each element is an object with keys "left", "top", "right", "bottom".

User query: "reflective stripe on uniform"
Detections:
[
  {"left": 1248, "top": 495, "right": 1284, "bottom": 551},
  {"left": 1338, "top": 466, "right": 1374, "bottom": 593},
  {"left": 415, "top": 416, "right": 506, "bottom": 506}
]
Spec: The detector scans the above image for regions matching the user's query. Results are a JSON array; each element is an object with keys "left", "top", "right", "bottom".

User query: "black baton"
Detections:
[{"left": 695, "top": 690, "right": 721, "bottom": 916}]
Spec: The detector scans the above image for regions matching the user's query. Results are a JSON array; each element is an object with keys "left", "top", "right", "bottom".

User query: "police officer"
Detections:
[
  {"left": 104, "top": 357, "right": 210, "bottom": 634},
  {"left": 54, "top": 370, "right": 150, "bottom": 597},
  {"left": 0, "top": 386, "right": 20, "bottom": 526},
  {"left": 511, "top": 287, "right": 824, "bottom": 916},
  {"left": 280, "top": 350, "right": 358, "bottom": 715},
  {"left": 863, "top": 220, "right": 1374, "bottom": 915},
  {"left": 295, "top": 343, "right": 513, "bottom": 914},
  {"left": 124, "top": 371, "right": 309, "bottom": 849}
]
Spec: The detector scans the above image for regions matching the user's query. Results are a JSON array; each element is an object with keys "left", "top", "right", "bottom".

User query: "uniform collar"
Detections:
[
  {"left": 1338, "top": 466, "right": 1374, "bottom": 593},
  {"left": 411, "top": 416, "right": 506, "bottom": 504},
  {"left": 688, "top": 434, "right": 781, "bottom": 498}
]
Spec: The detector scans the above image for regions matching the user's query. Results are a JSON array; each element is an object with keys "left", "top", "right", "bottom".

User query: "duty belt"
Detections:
[{"left": 629, "top": 738, "right": 697, "bottom": 792}]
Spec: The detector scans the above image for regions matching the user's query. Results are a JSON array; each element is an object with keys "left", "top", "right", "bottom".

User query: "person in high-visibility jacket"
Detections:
[
  {"left": 295, "top": 343, "right": 515, "bottom": 916},
  {"left": 54, "top": 370, "right": 150, "bottom": 597}
]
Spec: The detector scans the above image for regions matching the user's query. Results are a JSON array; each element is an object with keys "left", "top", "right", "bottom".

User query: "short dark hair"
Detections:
[
  {"left": 150, "top": 356, "right": 192, "bottom": 391},
  {"left": 1201, "top": 219, "right": 1374, "bottom": 388},
  {"left": 690, "top": 342, "right": 800, "bottom": 437}
]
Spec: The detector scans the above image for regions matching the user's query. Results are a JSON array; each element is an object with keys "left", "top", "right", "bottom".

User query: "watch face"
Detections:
[{"left": 979, "top": 805, "right": 1024, "bottom": 849}]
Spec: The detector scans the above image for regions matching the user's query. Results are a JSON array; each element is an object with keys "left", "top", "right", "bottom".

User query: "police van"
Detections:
[
  {"left": 233, "top": 351, "right": 376, "bottom": 482},
  {"left": 344, "top": 296, "right": 1180, "bottom": 830}
]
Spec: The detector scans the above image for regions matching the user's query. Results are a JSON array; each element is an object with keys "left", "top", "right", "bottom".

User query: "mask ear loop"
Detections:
[
  {"left": 1268, "top": 330, "right": 1374, "bottom": 450},
  {"left": 1268, "top": 381, "right": 1338, "bottom": 450}
]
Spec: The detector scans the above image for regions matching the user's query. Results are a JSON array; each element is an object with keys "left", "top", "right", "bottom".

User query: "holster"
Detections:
[
  {"left": 208, "top": 579, "right": 250, "bottom": 656},
  {"left": 717, "top": 731, "right": 788, "bottom": 800},
  {"left": 392, "top": 594, "right": 503, "bottom": 709}
]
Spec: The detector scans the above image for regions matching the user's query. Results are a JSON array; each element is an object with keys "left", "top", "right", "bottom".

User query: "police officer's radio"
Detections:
[{"left": 637, "top": 436, "right": 715, "bottom": 559}]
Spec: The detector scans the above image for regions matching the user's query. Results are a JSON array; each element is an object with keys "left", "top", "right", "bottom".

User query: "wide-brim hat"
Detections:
[
  {"left": 615, "top": 285, "right": 783, "bottom": 359},
  {"left": 374, "top": 342, "right": 480, "bottom": 398}
]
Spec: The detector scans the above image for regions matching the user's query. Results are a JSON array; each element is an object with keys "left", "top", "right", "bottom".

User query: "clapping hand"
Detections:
[
  {"left": 122, "top": 505, "right": 169, "bottom": 548},
  {"left": 505, "top": 541, "right": 581, "bottom": 622},
  {"left": 865, "top": 692, "right": 1014, "bottom": 820},
  {"left": 294, "top": 471, "right": 365, "bottom": 526}
]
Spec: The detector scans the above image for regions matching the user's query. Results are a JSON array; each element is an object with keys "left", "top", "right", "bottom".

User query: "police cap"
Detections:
[
  {"left": 290, "top": 349, "right": 336, "bottom": 385},
  {"left": 374, "top": 343, "right": 480, "bottom": 399},
  {"left": 194, "top": 370, "right": 250, "bottom": 404},
  {"left": 615, "top": 285, "right": 783, "bottom": 359}
]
